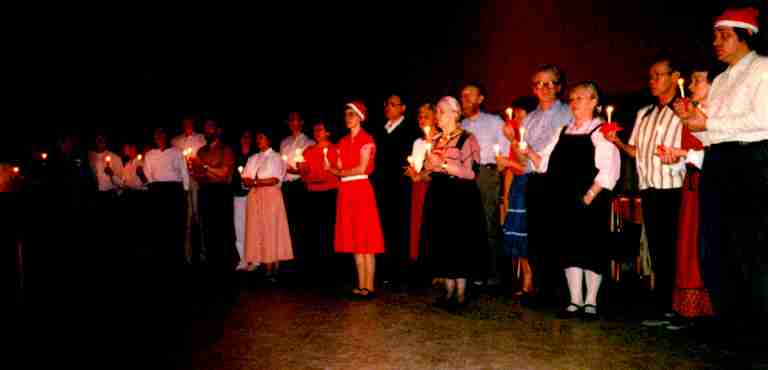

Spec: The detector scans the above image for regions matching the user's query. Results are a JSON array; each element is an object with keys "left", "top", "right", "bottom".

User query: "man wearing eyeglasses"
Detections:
[
  {"left": 373, "top": 93, "right": 420, "bottom": 288},
  {"left": 460, "top": 82, "right": 510, "bottom": 287},
  {"left": 607, "top": 56, "right": 684, "bottom": 326}
]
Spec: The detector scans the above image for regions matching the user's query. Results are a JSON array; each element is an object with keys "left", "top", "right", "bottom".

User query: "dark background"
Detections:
[{"left": 3, "top": 0, "right": 766, "bottom": 159}]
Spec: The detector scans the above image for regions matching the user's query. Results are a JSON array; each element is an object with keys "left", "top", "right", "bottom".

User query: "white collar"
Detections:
[{"left": 385, "top": 116, "right": 405, "bottom": 133}]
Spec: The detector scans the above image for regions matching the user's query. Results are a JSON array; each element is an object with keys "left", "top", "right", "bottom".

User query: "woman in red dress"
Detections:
[
  {"left": 327, "top": 101, "right": 385, "bottom": 299},
  {"left": 666, "top": 65, "right": 719, "bottom": 324}
]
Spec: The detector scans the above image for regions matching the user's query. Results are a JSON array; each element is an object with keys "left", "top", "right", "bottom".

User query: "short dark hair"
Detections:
[
  {"left": 385, "top": 91, "right": 410, "bottom": 107},
  {"left": 510, "top": 96, "right": 538, "bottom": 114},
  {"left": 651, "top": 53, "right": 682, "bottom": 75},
  {"left": 461, "top": 81, "right": 487, "bottom": 98},
  {"left": 733, "top": 27, "right": 759, "bottom": 51},
  {"left": 689, "top": 59, "right": 724, "bottom": 83}
]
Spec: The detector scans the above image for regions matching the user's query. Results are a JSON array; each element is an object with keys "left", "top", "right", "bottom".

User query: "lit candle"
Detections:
[
  {"left": 294, "top": 148, "right": 304, "bottom": 163},
  {"left": 137, "top": 154, "right": 143, "bottom": 161},
  {"left": 237, "top": 165, "right": 244, "bottom": 174},
  {"left": 519, "top": 127, "right": 527, "bottom": 150},
  {"left": 41, "top": 152, "right": 48, "bottom": 160},
  {"left": 105, "top": 155, "right": 112, "bottom": 167},
  {"left": 322, "top": 147, "right": 329, "bottom": 164},
  {"left": 424, "top": 142, "right": 432, "bottom": 153},
  {"left": 12, "top": 166, "right": 20, "bottom": 174},
  {"left": 505, "top": 107, "right": 513, "bottom": 121},
  {"left": 677, "top": 78, "right": 685, "bottom": 98},
  {"left": 423, "top": 126, "right": 431, "bottom": 138},
  {"left": 606, "top": 105, "right": 614, "bottom": 123},
  {"left": 281, "top": 154, "right": 288, "bottom": 162},
  {"left": 493, "top": 144, "right": 501, "bottom": 157},
  {"left": 407, "top": 155, "right": 414, "bottom": 167}
]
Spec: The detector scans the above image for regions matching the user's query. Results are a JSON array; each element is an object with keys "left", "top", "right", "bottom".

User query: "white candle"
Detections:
[
  {"left": 105, "top": 155, "right": 112, "bottom": 167},
  {"left": 505, "top": 107, "right": 513, "bottom": 121},
  {"left": 137, "top": 154, "right": 143, "bottom": 161},
  {"left": 606, "top": 105, "right": 614, "bottom": 123},
  {"left": 41, "top": 152, "right": 48, "bottom": 160},
  {"left": 407, "top": 156, "right": 414, "bottom": 167},
  {"left": 493, "top": 144, "right": 501, "bottom": 157},
  {"left": 519, "top": 127, "right": 527, "bottom": 150},
  {"left": 424, "top": 142, "right": 432, "bottom": 153},
  {"left": 237, "top": 165, "right": 244, "bottom": 174},
  {"left": 677, "top": 78, "right": 685, "bottom": 98},
  {"left": 423, "top": 126, "right": 431, "bottom": 138}
]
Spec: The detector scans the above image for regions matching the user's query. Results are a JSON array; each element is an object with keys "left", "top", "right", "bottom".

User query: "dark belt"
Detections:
[{"left": 481, "top": 163, "right": 497, "bottom": 170}]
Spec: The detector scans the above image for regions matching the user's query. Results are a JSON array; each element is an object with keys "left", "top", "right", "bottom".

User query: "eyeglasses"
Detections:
[{"left": 533, "top": 80, "right": 559, "bottom": 89}]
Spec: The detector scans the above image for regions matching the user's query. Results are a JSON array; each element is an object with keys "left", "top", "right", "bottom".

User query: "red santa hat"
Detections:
[
  {"left": 715, "top": 7, "right": 760, "bottom": 34},
  {"left": 346, "top": 101, "right": 367, "bottom": 121}
]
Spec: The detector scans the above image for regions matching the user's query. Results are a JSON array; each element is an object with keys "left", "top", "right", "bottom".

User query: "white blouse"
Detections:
[
  {"left": 535, "top": 118, "right": 621, "bottom": 190},
  {"left": 410, "top": 138, "right": 429, "bottom": 173},
  {"left": 243, "top": 148, "right": 286, "bottom": 185},
  {"left": 88, "top": 150, "right": 124, "bottom": 192},
  {"left": 143, "top": 147, "right": 190, "bottom": 191}
]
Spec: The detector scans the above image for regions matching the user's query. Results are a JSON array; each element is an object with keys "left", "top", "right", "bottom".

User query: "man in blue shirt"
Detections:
[{"left": 460, "top": 82, "right": 509, "bottom": 286}]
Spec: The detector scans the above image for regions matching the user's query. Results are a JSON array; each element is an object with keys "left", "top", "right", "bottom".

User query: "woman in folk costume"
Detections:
[
  {"left": 326, "top": 101, "right": 385, "bottom": 299},
  {"left": 524, "top": 82, "right": 621, "bottom": 319},
  {"left": 242, "top": 128, "right": 293, "bottom": 279},
  {"left": 421, "top": 96, "right": 487, "bottom": 309}
]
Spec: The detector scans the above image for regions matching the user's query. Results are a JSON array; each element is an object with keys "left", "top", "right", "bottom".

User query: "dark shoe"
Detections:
[
  {"left": 433, "top": 296, "right": 455, "bottom": 311},
  {"left": 557, "top": 303, "right": 582, "bottom": 319},
  {"left": 361, "top": 289, "right": 376, "bottom": 300},
  {"left": 581, "top": 304, "right": 599, "bottom": 321}
]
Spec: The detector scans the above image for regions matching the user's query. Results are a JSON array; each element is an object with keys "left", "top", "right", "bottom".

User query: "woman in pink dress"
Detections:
[
  {"left": 242, "top": 129, "right": 293, "bottom": 279},
  {"left": 326, "top": 101, "right": 385, "bottom": 299}
]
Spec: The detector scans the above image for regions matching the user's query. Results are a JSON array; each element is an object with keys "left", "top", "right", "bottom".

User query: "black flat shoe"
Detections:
[
  {"left": 556, "top": 303, "right": 582, "bottom": 319},
  {"left": 361, "top": 288, "right": 376, "bottom": 300},
  {"left": 581, "top": 304, "right": 599, "bottom": 321}
]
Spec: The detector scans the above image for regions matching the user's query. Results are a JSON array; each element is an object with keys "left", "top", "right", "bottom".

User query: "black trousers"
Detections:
[
  {"left": 305, "top": 189, "right": 338, "bottom": 275},
  {"left": 700, "top": 140, "right": 768, "bottom": 336},
  {"left": 198, "top": 183, "right": 236, "bottom": 272},
  {"left": 147, "top": 182, "right": 186, "bottom": 267},
  {"left": 282, "top": 180, "right": 307, "bottom": 271},
  {"left": 640, "top": 188, "right": 682, "bottom": 312}
]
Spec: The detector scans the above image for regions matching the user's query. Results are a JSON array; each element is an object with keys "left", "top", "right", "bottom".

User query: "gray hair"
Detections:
[{"left": 437, "top": 96, "right": 461, "bottom": 115}]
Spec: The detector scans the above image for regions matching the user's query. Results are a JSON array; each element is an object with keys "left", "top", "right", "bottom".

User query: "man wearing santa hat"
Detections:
[{"left": 676, "top": 6, "right": 767, "bottom": 342}]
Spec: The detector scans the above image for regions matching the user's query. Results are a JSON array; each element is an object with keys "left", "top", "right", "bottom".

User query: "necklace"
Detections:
[{"left": 439, "top": 127, "right": 464, "bottom": 146}]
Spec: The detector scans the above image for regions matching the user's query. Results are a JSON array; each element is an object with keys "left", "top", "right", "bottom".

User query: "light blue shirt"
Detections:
[
  {"left": 461, "top": 111, "right": 508, "bottom": 165},
  {"left": 521, "top": 100, "right": 573, "bottom": 173}
]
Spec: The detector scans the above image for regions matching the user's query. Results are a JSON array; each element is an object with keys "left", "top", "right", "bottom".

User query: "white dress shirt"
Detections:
[
  {"left": 88, "top": 150, "right": 124, "bottom": 192},
  {"left": 244, "top": 148, "right": 286, "bottom": 186},
  {"left": 535, "top": 118, "right": 622, "bottom": 190},
  {"left": 696, "top": 51, "right": 768, "bottom": 145},
  {"left": 279, "top": 133, "right": 315, "bottom": 182},
  {"left": 384, "top": 116, "right": 405, "bottom": 134},
  {"left": 143, "top": 147, "right": 190, "bottom": 191}
]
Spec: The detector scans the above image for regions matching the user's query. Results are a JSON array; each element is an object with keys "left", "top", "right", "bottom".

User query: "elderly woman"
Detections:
[
  {"left": 326, "top": 101, "right": 384, "bottom": 299},
  {"left": 525, "top": 81, "right": 620, "bottom": 319},
  {"left": 405, "top": 103, "right": 440, "bottom": 262},
  {"left": 242, "top": 129, "right": 293, "bottom": 279},
  {"left": 420, "top": 96, "right": 486, "bottom": 309}
]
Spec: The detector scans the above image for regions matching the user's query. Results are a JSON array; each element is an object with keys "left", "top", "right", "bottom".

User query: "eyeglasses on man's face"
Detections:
[{"left": 532, "top": 80, "right": 559, "bottom": 89}]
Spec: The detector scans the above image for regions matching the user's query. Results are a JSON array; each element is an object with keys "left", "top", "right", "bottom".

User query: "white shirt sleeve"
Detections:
[
  {"left": 243, "top": 155, "right": 258, "bottom": 179},
  {"left": 177, "top": 150, "right": 190, "bottom": 191},
  {"left": 592, "top": 131, "right": 622, "bottom": 190},
  {"left": 262, "top": 153, "right": 285, "bottom": 183},
  {"left": 533, "top": 126, "right": 563, "bottom": 173},
  {"left": 496, "top": 117, "right": 511, "bottom": 155},
  {"left": 110, "top": 154, "right": 125, "bottom": 188},
  {"left": 685, "top": 149, "right": 705, "bottom": 170}
]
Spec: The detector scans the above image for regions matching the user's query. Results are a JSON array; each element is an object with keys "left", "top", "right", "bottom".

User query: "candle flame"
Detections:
[
  {"left": 281, "top": 154, "right": 288, "bottom": 162},
  {"left": 105, "top": 155, "right": 112, "bottom": 162},
  {"left": 677, "top": 78, "right": 686, "bottom": 98},
  {"left": 493, "top": 144, "right": 501, "bottom": 155},
  {"left": 606, "top": 105, "right": 614, "bottom": 123},
  {"left": 237, "top": 165, "right": 244, "bottom": 174},
  {"left": 137, "top": 154, "right": 143, "bottom": 161},
  {"left": 505, "top": 107, "right": 513, "bottom": 120},
  {"left": 12, "top": 166, "right": 20, "bottom": 173},
  {"left": 323, "top": 147, "right": 328, "bottom": 155},
  {"left": 41, "top": 152, "right": 48, "bottom": 160}
]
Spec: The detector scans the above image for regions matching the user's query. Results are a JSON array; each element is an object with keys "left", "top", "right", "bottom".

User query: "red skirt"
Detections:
[
  {"left": 334, "top": 178, "right": 385, "bottom": 254},
  {"left": 409, "top": 181, "right": 429, "bottom": 261},
  {"left": 672, "top": 170, "right": 714, "bottom": 318}
]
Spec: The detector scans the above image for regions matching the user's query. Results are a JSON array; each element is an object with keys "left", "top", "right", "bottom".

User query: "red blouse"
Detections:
[
  {"left": 337, "top": 129, "right": 376, "bottom": 174},
  {"left": 301, "top": 143, "right": 339, "bottom": 192}
]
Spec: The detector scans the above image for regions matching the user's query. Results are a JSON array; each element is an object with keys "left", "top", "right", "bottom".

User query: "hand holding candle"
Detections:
[
  {"left": 407, "top": 155, "right": 414, "bottom": 168},
  {"left": 493, "top": 144, "right": 501, "bottom": 157},
  {"left": 677, "top": 78, "right": 686, "bottom": 97}
]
